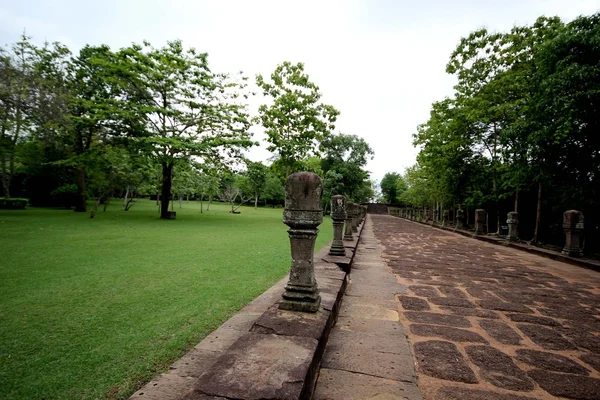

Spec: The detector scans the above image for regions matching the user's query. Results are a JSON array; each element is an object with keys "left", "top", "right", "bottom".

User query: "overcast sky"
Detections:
[{"left": 1, "top": 0, "right": 598, "bottom": 182}]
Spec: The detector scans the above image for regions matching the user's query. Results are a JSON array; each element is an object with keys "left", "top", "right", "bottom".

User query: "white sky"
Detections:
[{"left": 1, "top": 0, "right": 598, "bottom": 182}]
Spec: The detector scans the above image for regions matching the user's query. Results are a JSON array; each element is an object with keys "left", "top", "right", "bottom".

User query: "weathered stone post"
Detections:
[
  {"left": 351, "top": 203, "right": 359, "bottom": 233},
  {"left": 279, "top": 172, "right": 323, "bottom": 313},
  {"left": 457, "top": 208, "right": 468, "bottom": 229},
  {"left": 442, "top": 210, "right": 449, "bottom": 227},
  {"left": 475, "top": 209, "right": 486, "bottom": 235},
  {"left": 507, "top": 211, "right": 519, "bottom": 241},
  {"left": 562, "top": 210, "right": 584, "bottom": 257},
  {"left": 343, "top": 202, "right": 354, "bottom": 241},
  {"left": 329, "top": 195, "right": 346, "bottom": 256}
]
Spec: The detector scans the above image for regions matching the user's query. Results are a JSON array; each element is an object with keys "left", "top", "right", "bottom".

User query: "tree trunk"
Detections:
[
  {"left": 179, "top": 194, "right": 183, "bottom": 208},
  {"left": 160, "top": 162, "right": 173, "bottom": 219},
  {"left": 254, "top": 193, "right": 258, "bottom": 209},
  {"left": 208, "top": 195, "right": 211, "bottom": 211},
  {"left": 75, "top": 167, "right": 87, "bottom": 212},
  {"left": 0, "top": 160, "right": 10, "bottom": 198},
  {"left": 123, "top": 187, "right": 130, "bottom": 207},
  {"left": 156, "top": 191, "right": 160, "bottom": 206},
  {"left": 514, "top": 190, "right": 519, "bottom": 213},
  {"left": 533, "top": 182, "right": 542, "bottom": 243}
]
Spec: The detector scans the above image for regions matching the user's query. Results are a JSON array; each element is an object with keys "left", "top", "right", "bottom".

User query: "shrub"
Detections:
[{"left": 0, "top": 198, "right": 27, "bottom": 209}]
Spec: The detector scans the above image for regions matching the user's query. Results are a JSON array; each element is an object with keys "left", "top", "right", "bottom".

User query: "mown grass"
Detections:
[{"left": 0, "top": 200, "right": 332, "bottom": 399}]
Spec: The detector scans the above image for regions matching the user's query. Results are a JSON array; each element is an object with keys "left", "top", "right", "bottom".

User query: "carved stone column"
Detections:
[
  {"left": 562, "top": 210, "right": 584, "bottom": 257},
  {"left": 329, "top": 195, "right": 346, "bottom": 256},
  {"left": 507, "top": 211, "right": 519, "bottom": 241},
  {"left": 351, "top": 203, "right": 359, "bottom": 233},
  {"left": 343, "top": 202, "right": 354, "bottom": 241},
  {"left": 279, "top": 172, "right": 323, "bottom": 313},
  {"left": 475, "top": 209, "right": 487, "bottom": 235}
]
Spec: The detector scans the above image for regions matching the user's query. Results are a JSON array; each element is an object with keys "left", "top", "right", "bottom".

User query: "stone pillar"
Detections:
[
  {"left": 279, "top": 172, "right": 323, "bottom": 313},
  {"left": 351, "top": 203, "right": 359, "bottom": 233},
  {"left": 442, "top": 210, "right": 449, "bottom": 227},
  {"left": 456, "top": 209, "right": 466, "bottom": 229},
  {"left": 507, "top": 211, "right": 519, "bottom": 241},
  {"left": 562, "top": 210, "right": 584, "bottom": 257},
  {"left": 474, "top": 209, "right": 486, "bottom": 235},
  {"left": 329, "top": 195, "right": 346, "bottom": 256},
  {"left": 343, "top": 202, "right": 354, "bottom": 241}
]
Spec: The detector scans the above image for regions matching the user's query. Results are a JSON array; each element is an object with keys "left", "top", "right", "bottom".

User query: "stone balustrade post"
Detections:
[
  {"left": 343, "top": 202, "right": 354, "bottom": 241},
  {"left": 475, "top": 209, "right": 487, "bottom": 235},
  {"left": 279, "top": 172, "right": 323, "bottom": 313},
  {"left": 562, "top": 210, "right": 584, "bottom": 257},
  {"left": 507, "top": 211, "right": 519, "bottom": 241},
  {"left": 329, "top": 195, "right": 346, "bottom": 256},
  {"left": 456, "top": 208, "right": 466, "bottom": 229},
  {"left": 351, "top": 203, "right": 359, "bottom": 233}
]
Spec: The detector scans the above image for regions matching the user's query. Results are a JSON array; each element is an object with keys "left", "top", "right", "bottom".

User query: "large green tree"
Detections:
[
  {"left": 256, "top": 61, "right": 339, "bottom": 177},
  {"left": 117, "top": 40, "right": 254, "bottom": 219}
]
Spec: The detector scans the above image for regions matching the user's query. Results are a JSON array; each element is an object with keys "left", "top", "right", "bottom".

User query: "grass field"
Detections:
[{"left": 0, "top": 199, "right": 333, "bottom": 399}]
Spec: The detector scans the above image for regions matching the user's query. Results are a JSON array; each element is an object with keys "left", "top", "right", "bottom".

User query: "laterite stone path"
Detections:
[{"left": 369, "top": 215, "right": 600, "bottom": 400}]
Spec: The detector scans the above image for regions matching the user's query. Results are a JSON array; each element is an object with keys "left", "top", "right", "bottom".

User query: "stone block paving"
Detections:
[
  {"left": 313, "top": 216, "right": 422, "bottom": 400},
  {"left": 372, "top": 215, "right": 600, "bottom": 400}
]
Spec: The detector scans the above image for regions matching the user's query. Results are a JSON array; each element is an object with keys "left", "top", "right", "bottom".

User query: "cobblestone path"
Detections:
[{"left": 372, "top": 214, "right": 600, "bottom": 400}]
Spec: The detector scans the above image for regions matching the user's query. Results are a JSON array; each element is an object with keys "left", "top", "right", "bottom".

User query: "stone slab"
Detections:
[
  {"left": 193, "top": 333, "right": 318, "bottom": 400},
  {"left": 528, "top": 369, "right": 600, "bottom": 399},
  {"left": 465, "top": 345, "right": 534, "bottom": 392},
  {"left": 409, "top": 324, "right": 488, "bottom": 343},
  {"left": 313, "top": 368, "right": 422, "bottom": 400},
  {"left": 322, "top": 329, "right": 416, "bottom": 381},
  {"left": 413, "top": 340, "right": 477, "bottom": 383},
  {"left": 435, "top": 386, "right": 537, "bottom": 400},
  {"left": 250, "top": 305, "right": 330, "bottom": 340},
  {"left": 130, "top": 374, "right": 196, "bottom": 400},
  {"left": 516, "top": 348, "right": 589, "bottom": 375}
]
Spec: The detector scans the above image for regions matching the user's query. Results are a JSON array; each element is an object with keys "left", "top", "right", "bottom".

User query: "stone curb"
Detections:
[
  {"left": 395, "top": 216, "right": 600, "bottom": 272},
  {"left": 129, "top": 221, "right": 366, "bottom": 400}
]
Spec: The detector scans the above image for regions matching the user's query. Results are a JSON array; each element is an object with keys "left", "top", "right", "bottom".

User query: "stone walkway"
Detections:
[
  {"left": 365, "top": 214, "right": 600, "bottom": 400},
  {"left": 314, "top": 215, "right": 422, "bottom": 399}
]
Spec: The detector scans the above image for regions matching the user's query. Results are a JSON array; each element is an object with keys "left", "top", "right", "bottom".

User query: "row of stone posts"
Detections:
[
  {"left": 279, "top": 172, "right": 367, "bottom": 313},
  {"left": 390, "top": 204, "right": 586, "bottom": 257}
]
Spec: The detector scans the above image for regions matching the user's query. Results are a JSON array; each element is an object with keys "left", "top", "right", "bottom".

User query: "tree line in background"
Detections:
[
  {"left": 0, "top": 36, "right": 375, "bottom": 218},
  {"left": 382, "top": 14, "right": 600, "bottom": 253}
]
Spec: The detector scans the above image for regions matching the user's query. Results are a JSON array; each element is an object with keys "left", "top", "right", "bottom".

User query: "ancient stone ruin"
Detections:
[{"left": 279, "top": 172, "right": 323, "bottom": 313}]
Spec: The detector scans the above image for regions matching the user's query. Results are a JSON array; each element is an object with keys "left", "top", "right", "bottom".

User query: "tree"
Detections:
[
  {"left": 380, "top": 172, "right": 403, "bottom": 203},
  {"left": 262, "top": 174, "right": 285, "bottom": 206},
  {"left": 219, "top": 173, "right": 252, "bottom": 213},
  {"left": 319, "top": 133, "right": 374, "bottom": 202},
  {"left": 245, "top": 160, "right": 267, "bottom": 208},
  {"left": 172, "top": 161, "right": 197, "bottom": 208},
  {"left": 0, "top": 34, "right": 37, "bottom": 198},
  {"left": 117, "top": 40, "right": 254, "bottom": 219},
  {"left": 256, "top": 61, "right": 339, "bottom": 177}
]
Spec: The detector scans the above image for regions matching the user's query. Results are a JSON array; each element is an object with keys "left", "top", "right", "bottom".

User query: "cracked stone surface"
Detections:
[{"left": 370, "top": 214, "right": 600, "bottom": 400}]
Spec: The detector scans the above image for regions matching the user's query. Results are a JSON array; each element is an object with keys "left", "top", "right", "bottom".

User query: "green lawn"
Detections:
[{"left": 0, "top": 200, "right": 333, "bottom": 399}]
